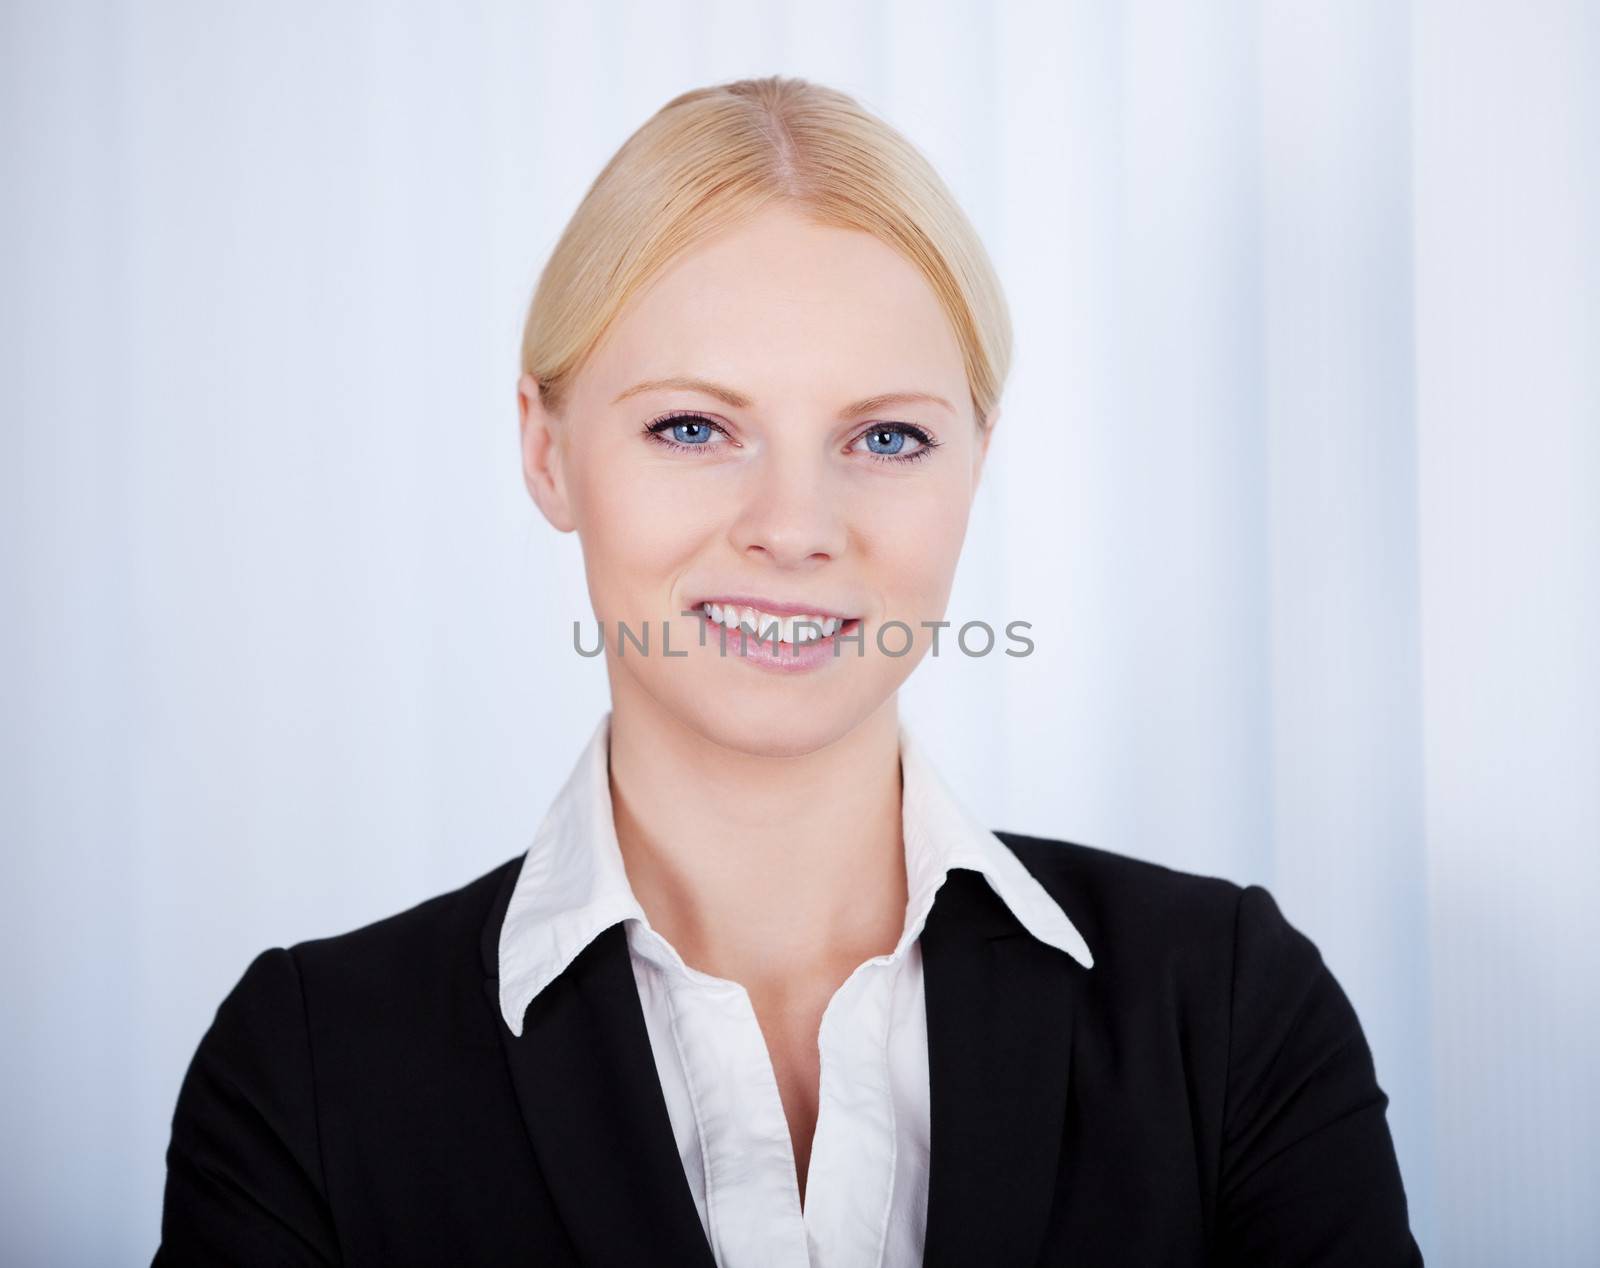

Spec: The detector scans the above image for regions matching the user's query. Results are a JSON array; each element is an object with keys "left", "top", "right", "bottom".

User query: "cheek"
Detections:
[
  {"left": 860, "top": 472, "right": 974, "bottom": 606},
  {"left": 570, "top": 456, "right": 706, "bottom": 615}
]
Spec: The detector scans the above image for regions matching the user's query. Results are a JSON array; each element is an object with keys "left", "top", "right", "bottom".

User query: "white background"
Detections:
[{"left": 3, "top": 2, "right": 1596, "bottom": 1263}]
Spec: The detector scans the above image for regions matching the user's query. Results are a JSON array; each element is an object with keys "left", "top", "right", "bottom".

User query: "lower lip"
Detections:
[{"left": 695, "top": 609, "right": 861, "bottom": 674}]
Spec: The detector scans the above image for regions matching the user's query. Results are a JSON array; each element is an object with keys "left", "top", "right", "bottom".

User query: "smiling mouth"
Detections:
[{"left": 695, "top": 601, "right": 858, "bottom": 646}]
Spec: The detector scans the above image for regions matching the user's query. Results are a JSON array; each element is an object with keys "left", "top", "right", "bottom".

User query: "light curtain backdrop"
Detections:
[{"left": 3, "top": 1, "right": 1596, "bottom": 1263}]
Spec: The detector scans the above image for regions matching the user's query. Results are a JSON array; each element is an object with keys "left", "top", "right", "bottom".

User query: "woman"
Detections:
[{"left": 155, "top": 76, "right": 1422, "bottom": 1266}]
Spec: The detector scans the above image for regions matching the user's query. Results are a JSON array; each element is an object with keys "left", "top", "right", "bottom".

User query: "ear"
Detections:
[{"left": 518, "top": 372, "right": 576, "bottom": 533}]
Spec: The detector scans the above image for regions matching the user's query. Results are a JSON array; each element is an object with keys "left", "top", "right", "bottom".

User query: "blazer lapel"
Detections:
[
  {"left": 480, "top": 864, "right": 716, "bottom": 1266},
  {"left": 921, "top": 868, "right": 1081, "bottom": 1267}
]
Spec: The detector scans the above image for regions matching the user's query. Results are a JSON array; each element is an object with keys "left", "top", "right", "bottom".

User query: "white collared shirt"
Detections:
[{"left": 497, "top": 712, "right": 1094, "bottom": 1267}]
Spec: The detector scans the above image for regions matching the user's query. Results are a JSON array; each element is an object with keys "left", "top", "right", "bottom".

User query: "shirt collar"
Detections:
[{"left": 498, "top": 711, "right": 1093, "bottom": 1037}]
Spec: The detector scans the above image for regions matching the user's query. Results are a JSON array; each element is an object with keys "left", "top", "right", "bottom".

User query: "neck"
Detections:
[{"left": 605, "top": 684, "right": 908, "bottom": 996}]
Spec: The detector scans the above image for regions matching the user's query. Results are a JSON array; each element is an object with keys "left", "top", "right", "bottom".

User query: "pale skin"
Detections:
[{"left": 518, "top": 203, "right": 996, "bottom": 1206}]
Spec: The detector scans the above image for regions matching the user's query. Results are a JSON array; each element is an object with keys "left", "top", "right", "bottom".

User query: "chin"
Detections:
[{"left": 662, "top": 675, "right": 891, "bottom": 760}]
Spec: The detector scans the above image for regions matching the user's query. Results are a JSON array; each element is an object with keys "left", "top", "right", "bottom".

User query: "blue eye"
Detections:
[
  {"left": 643, "top": 412, "right": 731, "bottom": 453},
  {"left": 853, "top": 422, "right": 938, "bottom": 464}
]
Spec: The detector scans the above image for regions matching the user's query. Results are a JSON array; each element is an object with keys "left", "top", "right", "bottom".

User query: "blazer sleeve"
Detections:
[
  {"left": 1214, "top": 885, "right": 1424, "bottom": 1266},
  {"left": 153, "top": 946, "right": 341, "bottom": 1266}
]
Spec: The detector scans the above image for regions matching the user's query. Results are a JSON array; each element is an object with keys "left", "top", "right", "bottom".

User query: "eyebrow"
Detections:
[{"left": 611, "top": 376, "right": 956, "bottom": 418}]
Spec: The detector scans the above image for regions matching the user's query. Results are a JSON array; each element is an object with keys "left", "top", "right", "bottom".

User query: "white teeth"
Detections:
[{"left": 698, "top": 602, "right": 845, "bottom": 644}]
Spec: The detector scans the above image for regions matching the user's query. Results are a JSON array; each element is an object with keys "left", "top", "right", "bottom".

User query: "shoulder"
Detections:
[
  {"left": 203, "top": 852, "right": 524, "bottom": 1062},
  {"left": 995, "top": 829, "right": 1244, "bottom": 908},
  {"left": 284, "top": 852, "right": 526, "bottom": 1047},
  {"left": 287, "top": 852, "right": 521, "bottom": 988},
  {"left": 995, "top": 830, "right": 1248, "bottom": 964},
  {"left": 993, "top": 830, "right": 1332, "bottom": 1025}
]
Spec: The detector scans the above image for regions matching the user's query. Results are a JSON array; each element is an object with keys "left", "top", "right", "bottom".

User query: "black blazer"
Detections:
[{"left": 154, "top": 833, "right": 1423, "bottom": 1266}]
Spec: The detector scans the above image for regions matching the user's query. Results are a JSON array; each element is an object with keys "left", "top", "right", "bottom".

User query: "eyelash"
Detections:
[{"left": 641, "top": 412, "right": 941, "bottom": 465}]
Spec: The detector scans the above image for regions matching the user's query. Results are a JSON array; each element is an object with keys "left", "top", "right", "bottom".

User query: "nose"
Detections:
[{"left": 729, "top": 447, "right": 849, "bottom": 568}]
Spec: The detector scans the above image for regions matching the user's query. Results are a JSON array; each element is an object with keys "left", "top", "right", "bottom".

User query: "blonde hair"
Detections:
[{"left": 519, "top": 75, "right": 1012, "bottom": 428}]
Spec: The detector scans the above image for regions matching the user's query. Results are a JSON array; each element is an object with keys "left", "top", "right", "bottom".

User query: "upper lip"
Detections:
[{"left": 690, "top": 594, "right": 858, "bottom": 621}]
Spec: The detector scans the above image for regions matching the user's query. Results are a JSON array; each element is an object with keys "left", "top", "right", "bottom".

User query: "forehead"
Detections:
[{"left": 580, "top": 206, "right": 968, "bottom": 411}]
